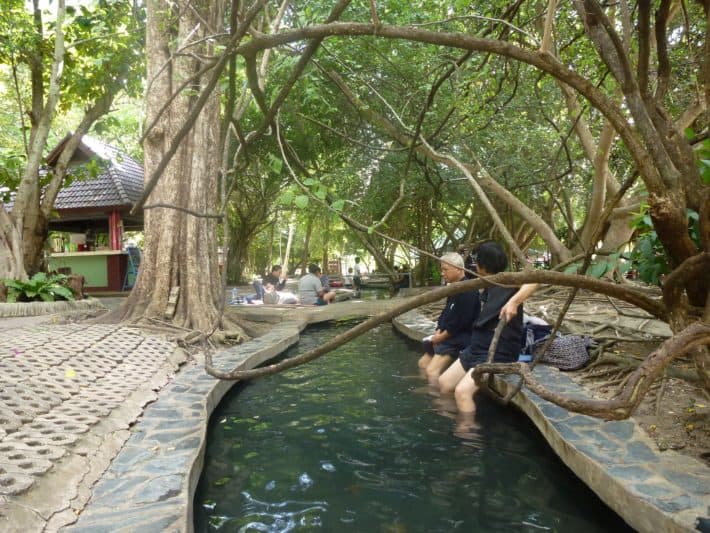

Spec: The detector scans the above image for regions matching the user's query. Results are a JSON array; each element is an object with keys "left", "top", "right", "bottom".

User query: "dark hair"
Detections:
[
  {"left": 271, "top": 264, "right": 282, "bottom": 272},
  {"left": 308, "top": 263, "right": 320, "bottom": 274},
  {"left": 354, "top": 257, "right": 360, "bottom": 263},
  {"left": 476, "top": 241, "right": 507, "bottom": 274}
]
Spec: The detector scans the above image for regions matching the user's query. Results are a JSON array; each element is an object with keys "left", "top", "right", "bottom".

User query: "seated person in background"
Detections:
[
  {"left": 263, "top": 282, "right": 299, "bottom": 305},
  {"left": 298, "top": 263, "right": 337, "bottom": 305},
  {"left": 438, "top": 241, "right": 539, "bottom": 413},
  {"left": 398, "top": 265, "right": 411, "bottom": 290},
  {"left": 391, "top": 265, "right": 404, "bottom": 293},
  {"left": 418, "top": 252, "right": 480, "bottom": 381},
  {"left": 263, "top": 264, "right": 287, "bottom": 291},
  {"left": 316, "top": 267, "right": 330, "bottom": 291}
]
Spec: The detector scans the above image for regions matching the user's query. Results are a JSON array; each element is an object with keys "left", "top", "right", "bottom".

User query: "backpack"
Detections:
[{"left": 522, "top": 323, "right": 593, "bottom": 371}]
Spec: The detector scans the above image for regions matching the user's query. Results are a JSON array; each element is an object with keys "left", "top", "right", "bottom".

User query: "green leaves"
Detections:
[
  {"left": 268, "top": 155, "right": 283, "bottom": 174},
  {"left": 686, "top": 129, "right": 710, "bottom": 184},
  {"left": 277, "top": 174, "right": 345, "bottom": 212},
  {"left": 2, "top": 272, "right": 75, "bottom": 303},
  {"left": 564, "top": 253, "right": 631, "bottom": 280},
  {"left": 279, "top": 190, "right": 295, "bottom": 205},
  {"left": 700, "top": 158, "right": 710, "bottom": 184},
  {"left": 294, "top": 195, "right": 309, "bottom": 209}
]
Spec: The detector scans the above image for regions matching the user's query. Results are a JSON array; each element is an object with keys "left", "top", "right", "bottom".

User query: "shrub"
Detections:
[{"left": 2, "top": 272, "right": 75, "bottom": 303}]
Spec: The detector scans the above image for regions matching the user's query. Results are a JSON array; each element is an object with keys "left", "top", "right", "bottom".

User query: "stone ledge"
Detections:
[
  {"left": 393, "top": 310, "right": 709, "bottom": 533},
  {"left": 0, "top": 298, "right": 105, "bottom": 318}
]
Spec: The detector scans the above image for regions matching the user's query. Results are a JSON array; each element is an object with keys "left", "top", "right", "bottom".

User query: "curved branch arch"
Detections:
[{"left": 234, "top": 22, "right": 664, "bottom": 193}]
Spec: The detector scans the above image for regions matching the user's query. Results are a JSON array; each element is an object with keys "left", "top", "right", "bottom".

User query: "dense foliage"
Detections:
[{"left": 2, "top": 272, "right": 74, "bottom": 303}]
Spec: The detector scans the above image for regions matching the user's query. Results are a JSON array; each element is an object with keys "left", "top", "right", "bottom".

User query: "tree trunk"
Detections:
[
  {"left": 321, "top": 215, "right": 330, "bottom": 273},
  {"left": 267, "top": 221, "right": 275, "bottom": 269},
  {"left": 119, "top": 0, "right": 227, "bottom": 332},
  {"left": 228, "top": 225, "right": 254, "bottom": 284},
  {"left": 0, "top": 208, "right": 27, "bottom": 281},
  {"left": 300, "top": 217, "right": 313, "bottom": 272},
  {"left": 282, "top": 214, "right": 296, "bottom": 275},
  {"left": 5, "top": 0, "right": 66, "bottom": 280}
]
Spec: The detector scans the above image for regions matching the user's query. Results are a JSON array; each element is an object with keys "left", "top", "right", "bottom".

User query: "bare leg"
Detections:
[
  {"left": 454, "top": 368, "right": 478, "bottom": 413},
  {"left": 438, "top": 359, "right": 466, "bottom": 394},
  {"left": 425, "top": 354, "right": 453, "bottom": 381},
  {"left": 418, "top": 353, "right": 433, "bottom": 368},
  {"left": 454, "top": 410, "right": 480, "bottom": 439},
  {"left": 324, "top": 291, "right": 337, "bottom": 304}
]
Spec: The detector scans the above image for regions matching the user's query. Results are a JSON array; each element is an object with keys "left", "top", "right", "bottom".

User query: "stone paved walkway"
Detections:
[{"left": 0, "top": 322, "right": 184, "bottom": 531}]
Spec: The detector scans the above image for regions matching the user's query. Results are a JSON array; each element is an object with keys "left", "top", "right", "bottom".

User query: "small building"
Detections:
[{"left": 46, "top": 135, "right": 143, "bottom": 292}]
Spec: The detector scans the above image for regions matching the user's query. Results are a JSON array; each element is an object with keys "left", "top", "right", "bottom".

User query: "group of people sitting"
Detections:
[
  {"left": 419, "top": 241, "right": 538, "bottom": 416},
  {"left": 252, "top": 263, "right": 340, "bottom": 305}
]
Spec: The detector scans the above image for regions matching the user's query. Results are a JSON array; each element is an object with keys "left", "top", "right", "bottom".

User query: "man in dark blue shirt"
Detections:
[
  {"left": 438, "top": 241, "right": 538, "bottom": 413},
  {"left": 419, "top": 252, "right": 480, "bottom": 381}
]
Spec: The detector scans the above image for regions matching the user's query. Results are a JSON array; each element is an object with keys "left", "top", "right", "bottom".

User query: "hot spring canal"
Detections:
[{"left": 194, "top": 320, "right": 632, "bottom": 532}]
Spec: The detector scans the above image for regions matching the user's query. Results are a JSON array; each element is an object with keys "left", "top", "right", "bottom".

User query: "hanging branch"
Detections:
[
  {"left": 204, "top": 269, "right": 665, "bottom": 382},
  {"left": 496, "top": 166, "right": 641, "bottom": 405},
  {"left": 418, "top": 137, "right": 528, "bottom": 267},
  {"left": 540, "top": 0, "right": 558, "bottom": 53},
  {"left": 297, "top": 114, "right": 408, "bottom": 152},
  {"left": 274, "top": 119, "right": 478, "bottom": 278}
]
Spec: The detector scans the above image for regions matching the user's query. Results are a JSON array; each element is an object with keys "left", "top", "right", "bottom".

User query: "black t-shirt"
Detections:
[
  {"left": 263, "top": 273, "right": 285, "bottom": 290},
  {"left": 437, "top": 284, "right": 481, "bottom": 338},
  {"left": 468, "top": 286, "right": 523, "bottom": 360}
]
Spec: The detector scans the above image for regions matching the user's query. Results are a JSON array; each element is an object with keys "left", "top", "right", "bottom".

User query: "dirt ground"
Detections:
[
  {"left": 420, "top": 286, "right": 709, "bottom": 466},
  {"left": 583, "top": 339, "right": 709, "bottom": 465}
]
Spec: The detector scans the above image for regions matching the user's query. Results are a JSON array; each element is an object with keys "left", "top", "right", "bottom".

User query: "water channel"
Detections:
[{"left": 195, "top": 319, "right": 632, "bottom": 532}]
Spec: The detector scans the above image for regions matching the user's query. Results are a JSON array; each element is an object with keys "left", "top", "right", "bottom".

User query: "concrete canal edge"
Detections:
[
  {"left": 69, "top": 303, "right": 708, "bottom": 532},
  {"left": 0, "top": 298, "right": 105, "bottom": 318}
]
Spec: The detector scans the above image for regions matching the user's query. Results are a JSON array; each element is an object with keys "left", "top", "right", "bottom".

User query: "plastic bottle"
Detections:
[{"left": 231, "top": 287, "right": 238, "bottom": 301}]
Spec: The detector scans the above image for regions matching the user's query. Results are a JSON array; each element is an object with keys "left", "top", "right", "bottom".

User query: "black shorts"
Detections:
[
  {"left": 459, "top": 347, "right": 516, "bottom": 371},
  {"left": 423, "top": 337, "right": 468, "bottom": 357}
]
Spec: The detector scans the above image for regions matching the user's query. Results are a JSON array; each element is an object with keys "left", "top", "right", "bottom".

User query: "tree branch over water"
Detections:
[{"left": 205, "top": 270, "right": 665, "bottom": 381}]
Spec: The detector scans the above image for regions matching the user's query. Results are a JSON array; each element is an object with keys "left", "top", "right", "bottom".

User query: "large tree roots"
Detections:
[{"left": 473, "top": 321, "right": 710, "bottom": 419}]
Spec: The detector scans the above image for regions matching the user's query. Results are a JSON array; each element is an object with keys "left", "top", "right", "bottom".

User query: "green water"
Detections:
[{"left": 194, "top": 321, "right": 632, "bottom": 532}]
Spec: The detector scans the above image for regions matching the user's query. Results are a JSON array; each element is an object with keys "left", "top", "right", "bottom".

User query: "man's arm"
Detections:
[
  {"left": 499, "top": 283, "right": 539, "bottom": 322},
  {"left": 430, "top": 330, "right": 451, "bottom": 344}
]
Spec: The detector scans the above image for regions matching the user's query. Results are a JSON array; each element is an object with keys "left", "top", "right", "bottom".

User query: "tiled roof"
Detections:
[{"left": 53, "top": 136, "right": 144, "bottom": 210}]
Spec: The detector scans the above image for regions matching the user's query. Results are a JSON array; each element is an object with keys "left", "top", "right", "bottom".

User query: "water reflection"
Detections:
[{"left": 195, "top": 322, "right": 632, "bottom": 532}]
